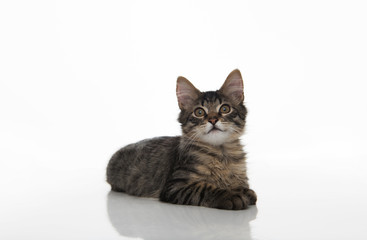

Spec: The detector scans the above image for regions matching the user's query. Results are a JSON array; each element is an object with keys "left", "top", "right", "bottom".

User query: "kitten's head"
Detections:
[{"left": 176, "top": 69, "right": 247, "bottom": 146}]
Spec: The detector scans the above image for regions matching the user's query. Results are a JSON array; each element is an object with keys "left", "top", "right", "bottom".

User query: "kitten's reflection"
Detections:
[{"left": 107, "top": 191, "right": 257, "bottom": 240}]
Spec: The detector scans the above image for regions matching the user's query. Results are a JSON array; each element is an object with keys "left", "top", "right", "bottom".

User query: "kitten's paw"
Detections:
[
  {"left": 216, "top": 193, "right": 249, "bottom": 210},
  {"left": 243, "top": 188, "right": 257, "bottom": 205}
]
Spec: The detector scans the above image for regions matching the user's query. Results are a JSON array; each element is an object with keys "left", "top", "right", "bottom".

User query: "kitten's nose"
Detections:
[{"left": 208, "top": 117, "right": 218, "bottom": 125}]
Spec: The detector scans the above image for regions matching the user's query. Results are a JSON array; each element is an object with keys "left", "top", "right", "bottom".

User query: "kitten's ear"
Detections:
[
  {"left": 176, "top": 76, "right": 201, "bottom": 110},
  {"left": 219, "top": 69, "right": 244, "bottom": 104}
]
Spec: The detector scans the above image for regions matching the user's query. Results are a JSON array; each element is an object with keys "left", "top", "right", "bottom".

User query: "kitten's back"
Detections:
[{"left": 106, "top": 136, "right": 180, "bottom": 197}]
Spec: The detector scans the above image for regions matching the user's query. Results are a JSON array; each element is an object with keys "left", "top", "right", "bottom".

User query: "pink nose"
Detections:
[{"left": 208, "top": 118, "right": 218, "bottom": 125}]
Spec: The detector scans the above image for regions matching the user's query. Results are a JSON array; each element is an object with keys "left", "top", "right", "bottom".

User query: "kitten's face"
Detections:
[{"left": 176, "top": 70, "right": 247, "bottom": 146}]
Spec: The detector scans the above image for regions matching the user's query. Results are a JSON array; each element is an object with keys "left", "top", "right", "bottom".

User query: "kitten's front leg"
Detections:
[{"left": 160, "top": 182, "right": 251, "bottom": 210}]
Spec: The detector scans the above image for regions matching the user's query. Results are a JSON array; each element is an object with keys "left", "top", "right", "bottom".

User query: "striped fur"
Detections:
[{"left": 106, "top": 69, "right": 257, "bottom": 210}]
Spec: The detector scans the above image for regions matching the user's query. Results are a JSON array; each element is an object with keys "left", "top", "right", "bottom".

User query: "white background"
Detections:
[{"left": 1, "top": 1, "right": 367, "bottom": 239}]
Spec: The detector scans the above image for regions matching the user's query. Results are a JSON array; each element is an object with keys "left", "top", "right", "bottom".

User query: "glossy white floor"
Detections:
[
  {"left": 1, "top": 152, "right": 367, "bottom": 240},
  {"left": 1, "top": 1, "right": 367, "bottom": 239}
]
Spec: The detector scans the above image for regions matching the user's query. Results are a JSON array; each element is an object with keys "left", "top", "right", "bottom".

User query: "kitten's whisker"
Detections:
[{"left": 181, "top": 130, "right": 202, "bottom": 154}]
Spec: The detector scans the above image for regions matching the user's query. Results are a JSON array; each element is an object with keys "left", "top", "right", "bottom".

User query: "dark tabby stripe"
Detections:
[
  {"left": 183, "top": 184, "right": 198, "bottom": 205},
  {"left": 188, "top": 144, "right": 219, "bottom": 158},
  {"left": 167, "top": 178, "right": 189, "bottom": 187},
  {"left": 174, "top": 166, "right": 207, "bottom": 177},
  {"left": 197, "top": 184, "right": 207, "bottom": 206}
]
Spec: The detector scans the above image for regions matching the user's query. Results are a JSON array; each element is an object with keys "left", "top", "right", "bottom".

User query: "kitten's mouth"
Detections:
[{"left": 207, "top": 126, "right": 223, "bottom": 134}]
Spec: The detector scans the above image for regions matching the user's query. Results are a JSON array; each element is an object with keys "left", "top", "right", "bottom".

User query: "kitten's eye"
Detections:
[
  {"left": 219, "top": 104, "right": 231, "bottom": 114},
  {"left": 194, "top": 107, "right": 205, "bottom": 117}
]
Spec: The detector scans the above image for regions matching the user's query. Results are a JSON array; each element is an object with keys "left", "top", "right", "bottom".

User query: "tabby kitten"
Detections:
[{"left": 106, "top": 69, "right": 257, "bottom": 210}]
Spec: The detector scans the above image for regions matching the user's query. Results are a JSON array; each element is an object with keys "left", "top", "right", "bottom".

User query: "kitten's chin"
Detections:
[{"left": 199, "top": 131, "right": 232, "bottom": 146}]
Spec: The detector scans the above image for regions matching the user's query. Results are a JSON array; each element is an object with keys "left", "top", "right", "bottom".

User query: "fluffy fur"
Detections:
[{"left": 106, "top": 69, "right": 257, "bottom": 210}]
